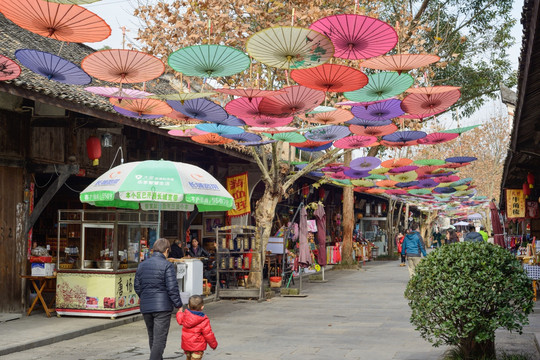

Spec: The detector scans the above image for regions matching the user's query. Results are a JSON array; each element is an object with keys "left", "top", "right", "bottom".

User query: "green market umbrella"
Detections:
[
  {"left": 168, "top": 45, "right": 250, "bottom": 78},
  {"left": 343, "top": 72, "right": 413, "bottom": 102}
]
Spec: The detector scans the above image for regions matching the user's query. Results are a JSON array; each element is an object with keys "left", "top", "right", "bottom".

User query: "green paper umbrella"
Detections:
[
  {"left": 366, "top": 174, "right": 387, "bottom": 180},
  {"left": 343, "top": 72, "right": 413, "bottom": 102},
  {"left": 332, "top": 179, "right": 352, "bottom": 186},
  {"left": 286, "top": 161, "right": 309, "bottom": 165},
  {"left": 408, "top": 189, "right": 433, "bottom": 195},
  {"left": 263, "top": 132, "right": 306, "bottom": 143},
  {"left": 439, "top": 124, "right": 481, "bottom": 135},
  {"left": 413, "top": 159, "right": 446, "bottom": 166},
  {"left": 168, "top": 45, "right": 250, "bottom": 78}
]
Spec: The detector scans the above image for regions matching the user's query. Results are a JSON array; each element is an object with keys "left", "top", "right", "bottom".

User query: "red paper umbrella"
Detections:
[
  {"left": 310, "top": 14, "right": 397, "bottom": 60},
  {"left": 401, "top": 90, "right": 461, "bottom": 116},
  {"left": 333, "top": 135, "right": 377, "bottom": 149},
  {"left": 360, "top": 54, "right": 440, "bottom": 74},
  {"left": 0, "top": 0, "right": 110, "bottom": 43},
  {"left": 0, "top": 55, "right": 21, "bottom": 81},
  {"left": 258, "top": 86, "right": 325, "bottom": 118},
  {"left": 350, "top": 123, "right": 397, "bottom": 137},
  {"left": 418, "top": 132, "right": 459, "bottom": 145},
  {"left": 379, "top": 140, "right": 418, "bottom": 148},
  {"left": 416, "top": 166, "right": 445, "bottom": 176},
  {"left": 290, "top": 64, "right": 368, "bottom": 92},
  {"left": 381, "top": 158, "right": 413, "bottom": 169},
  {"left": 406, "top": 86, "right": 462, "bottom": 95},
  {"left": 243, "top": 116, "right": 293, "bottom": 127},
  {"left": 299, "top": 108, "right": 354, "bottom": 125},
  {"left": 434, "top": 175, "right": 460, "bottom": 183},
  {"left": 329, "top": 172, "right": 349, "bottom": 180},
  {"left": 290, "top": 140, "right": 332, "bottom": 149},
  {"left": 82, "top": 49, "right": 164, "bottom": 84},
  {"left": 110, "top": 98, "right": 172, "bottom": 116},
  {"left": 385, "top": 189, "right": 407, "bottom": 195},
  {"left": 215, "top": 88, "right": 286, "bottom": 100},
  {"left": 444, "top": 162, "right": 471, "bottom": 169},
  {"left": 191, "top": 133, "right": 233, "bottom": 145}
]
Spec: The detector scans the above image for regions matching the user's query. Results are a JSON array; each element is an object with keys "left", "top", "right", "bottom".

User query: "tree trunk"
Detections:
[
  {"left": 459, "top": 337, "right": 495, "bottom": 360},
  {"left": 342, "top": 152, "right": 354, "bottom": 264}
]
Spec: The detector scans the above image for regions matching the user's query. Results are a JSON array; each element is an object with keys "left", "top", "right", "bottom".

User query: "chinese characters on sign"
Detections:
[
  {"left": 226, "top": 172, "right": 250, "bottom": 217},
  {"left": 506, "top": 189, "right": 525, "bottom": 218}
]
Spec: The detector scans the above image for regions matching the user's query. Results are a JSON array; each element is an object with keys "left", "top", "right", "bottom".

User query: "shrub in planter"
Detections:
[{"left": 405, "top": 242, "right": 534, "bottom": 359}]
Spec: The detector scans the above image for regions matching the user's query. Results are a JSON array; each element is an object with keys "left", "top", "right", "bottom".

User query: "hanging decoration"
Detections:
[{"left": 86, "top": 136, "right": 101, "bottom": 166}]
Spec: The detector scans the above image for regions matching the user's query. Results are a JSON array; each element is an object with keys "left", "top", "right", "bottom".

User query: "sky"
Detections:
[{"left": 85, "top": 0, "right": 525, "bottom": 126}]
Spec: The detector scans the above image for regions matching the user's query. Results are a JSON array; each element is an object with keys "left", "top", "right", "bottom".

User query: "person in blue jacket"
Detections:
[
  {"left": 402, "top": 223, "right": 427, "bottom": 278},
  {"left": 135, "top": 238, "right": 183, "bottom": 360},
  {"left": 464, "top": 224, "right": 484, "bottom": 243}
]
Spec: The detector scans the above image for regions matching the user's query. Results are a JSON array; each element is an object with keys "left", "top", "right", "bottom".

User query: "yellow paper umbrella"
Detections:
[
  {"left": 389, "top": 171, "right": 418, "bottom": 182},
  {"left": 369, "top": 167, "right": 390, "bottom": 175},
  {"left": 351, "top": 179, "right": 375, "bottom": 187}
]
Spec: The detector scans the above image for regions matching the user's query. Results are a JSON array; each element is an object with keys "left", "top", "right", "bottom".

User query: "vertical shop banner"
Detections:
[
  {"left": 506, "top": 189, "right": 525, "bottom": 218},
  {"left": 226, "top": 172, "right": 250, "bottom": 217}
]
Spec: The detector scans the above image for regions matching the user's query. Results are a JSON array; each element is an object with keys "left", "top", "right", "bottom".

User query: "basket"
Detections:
[
  {"left": 269, "top": 276, "right": 282, "bottom": 288},
  {"left": 203, "top": 279, "right": 212, "bottom": 295}
]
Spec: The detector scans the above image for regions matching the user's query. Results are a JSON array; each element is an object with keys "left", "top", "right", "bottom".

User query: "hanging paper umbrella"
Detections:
[
  {"left": 350, "top": 179, "right": 375, "bottom": 187},
  {"left": 386, "top": 189, "right": 407, "bottom": 195},
  {"left": 382, "top": 131, "right": 426, "bottom": 144},
  {"left": 310, "top": 14, "right": 397, "bottom": 60},
  {"left": 168, "top": 45, "right": 250, "bottom": 78},
  {"left": 376, "top": 180, "right": 398, "bottom": 187},
  {"left": 434, "top": 187, "right": 457, "bottom": 194},
  {"left": 168, "top": 128, "right": 207, "bottom": 137},
  {"left": 0, "top": 54, "right": 21, "bottom": 81},
  {"left": 350, "top": 123, "right": 397, "bottom": 137},
  {"left": 15, "top": 49, "right": 91, "bottom": 85},
  {"left": 264, "top": 132, "right": 306, "bottom": 143},
  {"left": 416, "top": 165, "right": 445, "bottom": 176},
  {"left": 408, "top": 188, "right": 433, "bottom": 195},
  {"left": 110, "top": 98, "right": 172, "bottom": 116},
  {"left": 346, "top": 170, "right": 371, "bottom": 180},
  {"left": 209, "top": 116, "right": 246, "bottom": 126},
  {"left": 225, "top": 97, "right": 267, "bottom": 121},
  {"left": 328, "top": 172, "right": 349, "bottom": 180},
  {"left": 299, "top": 108, "right": 354, "bottom": 125},
  {"left": 191, "top": 133, "right": 234, "bottom": 145},
  {"left": 290, "top": 64, "right": 368, "bottom": 92},
  {"left": 346, "top": 118, "right": 393, "bottom": 128},
  {"left": 82, "top": 49, "right": 164, "bottom": 83},
  {"left": 239, "top": 139, "right": 277, "bottom": 146},
  {"left": 291, "top": 140, "right": 333, "bottom": 149},
  {"left": 85, "top": 87, "right": 152, "bottom": 100},
  {"left": 417, "top": 179, "right": 439, "bottom": 188},
  {"left": 366, "top": 188, "right": 386, "bottom": 194},
  {"left": 113, "top": 106, "right": 163, "bottom": 120},
  {"left": 361, "top": 54, "right": 440, "bottom": 74},
  {"left": 401, "top": 90, "right": 461, "bottom": 116},
  {"left": 296, "top": 142, "right": 334, "bottom": 152},
  {"left": 440, "top": 124, "right": 482, "bottom": 135},
  {"left": 443, "top": 162, "right": 471, "bottom": 169},
  {"left": 333, "top": 135, "right": 377, "bottom": 149},
  {"left": 389, "top": 165, "right": 419, "bottom": 174},
  {"left": 413, "top": 159, "right": 446, "bottom": 166},
  {"left": 350, "top": 156, "right": 381, "bottom": 171},
  {"left": 344, "top": 72, "right": 413, "bottom": 102},
  {"left": 369, "top": 167, "right": 390, "bottom": 175},
  {"left": 418, "top": 132, "right": 459, "bottom": 145},
  {"left": 406, "top": 85, "right": 462, "bottom": 95},
  {"left": 168, "top": 98, "right": 228, "bottom": 122},
  {"left": 250, "top": 126, "right": 297, "bottom": 134},
  {"left": 434, "top": 175, "right": 461, "bottom": 183},
  {"left": 389, "top": 171, "right": 418, "bottom": 182},
  {"left": 221, "top": 132, "right": 262, "bottom": 143},
  {"left": 395, "top": 181, "right": 419, "bottom": 188},
  {"left": 195, "top": 123, "right": 244, "bottom": 136},
  {"left": 380, "top": 140, "right": 418, "bottom": 148},
  {"left": 246, "top": 26, "right": 334, "bottom": 69},
  {"left": 0, "top": 0, "right": 110, "bottom": 43},
  {"left": 304, "top": 125, "right": 350, "bottom": 142},
  {"left": 258, "top": 85, "right": 325, "bottom": 118},
  {"left": 336, "top": 99, "right": 390, "bottom": 107},
  {"left": 308, "top": 106, "right": 338, "bottom": 114},
  {"left": 149, "top": 92, "right": 217, "bottom": 104},
  {"left": 215, "top": 88, "right": 286, "bottom": 100},
  {"left": 381, "top": 158, "right": 413, "bottom": 169},
  {"left": 321, "top": 163, "right": 347, "bottom": 173},
  {"left": 243, "top": 116, "right": 293, "bottom": 128},
  {"left": 351, "top": 99, "right": 404, "bottom": 121},
  {"left": 446, "top": 156, "right": 478, "bottom": 164},
  {"left": 365, "top": 174, "right": 387, "bottom": 180}
]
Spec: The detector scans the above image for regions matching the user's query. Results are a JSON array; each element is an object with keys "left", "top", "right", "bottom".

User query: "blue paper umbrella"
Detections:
[
  {"left": 395, "top": 181, "right": 419, "bottom": 188},
  {"left": 304, "top": 125, "right": 350, "bottom": 141},
  {"left": 343, "top": 169, "right": 370, "bottom": 179},
  {"left": 167, "top": 98, "right": 228, "bottom": 122},
  {"left": 15, "top": 49, "right": 91, "bottom": 85},
  {"left": 382, "top": 131, "right": 427, "bottom": 144},
  {"left": 195, "top": 123, "right": 244, "bottom": 136},
  {"left": 346, "top": 117, "right": 393, "bottom": 127},
  {"left": 433, "top": 187, "right": 456, "bottom": 194},
  {"left": 351, "top": 99, "right": 404, "bottom": 121},
  {"left": 222, "top": 132, "right": 262, "bottom": 142},
  {"left": 445, "top": 156, "right": 477, "bottom": 164}
]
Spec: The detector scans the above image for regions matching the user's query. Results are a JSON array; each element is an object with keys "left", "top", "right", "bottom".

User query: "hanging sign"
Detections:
[
  {"left": 506, "top": 189, "right": 525, "bottom": 218},
  {"left": 226, "top": 172, "right": 250, "bottom": 217}
]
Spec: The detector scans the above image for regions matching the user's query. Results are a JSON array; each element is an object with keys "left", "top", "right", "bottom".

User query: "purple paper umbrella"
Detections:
[
  {"left": 351, "top": 99, "right": 404, "bottom": 122},
  {"left": 310, "top": 171, "right": 325, "bottom": 177},
  {"left": 343, "top": 169, "right": 370, "bottom": 179},
  {"left": 15, "top": 49, "right": 91, "bottom": 85},
  {"left": 208, "top": 115, "right": 246, "bottom": 126},
  {"left": 346, "top": 117, "right": 393, "bottom": 127},
  {"left": 388, "top": 165, "right": 419, "bottom": 173},
  {"left": 417, "top": 179, "right": 438, "bottom": 188},
  {"left": 395, "top": 181, "right": 419, "bottom": 188},
  {"left": 240, "top": 139, "right": 277, "bottom": 146},
  {"left": 445, "top": 156, "right": 477, "bottom": 164},
  {"left": 243, "top": 115, "right": 293, "bottom": 127},
  {"left": 433, "top": 187, "right": 456, "bottom": 194},
  {"left": 167, "top": 98, "right": 228, "bottom": 122},
  {"left": 195, "top": 123, "right": 244, "bottom": 136},
  {"left": 85, "top": 86, "right": 151, "bottom": 99},
  {"left": 382, "top": 131, "right": 427, "bottom": 144},
  {"left": 304, "top": 125, "right": 350, "bottom": 142},
  {"left": 350, "top": 156, "right": 381, "bottom": 171},
  {"left": 113, "top": 106, "right": 162, "bottom": 119},
  {"left": 297, "top": 142, "right": 334, "bottom": 152},
  {"left": 333, "top": 135, "right": 377, "bottom": 149},
  {"left": 222, "top": 132, "right": 262, "bottom": 142}
]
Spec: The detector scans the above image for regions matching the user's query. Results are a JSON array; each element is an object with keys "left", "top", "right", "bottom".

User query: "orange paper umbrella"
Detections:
[
  {"left": 380, "top": 140, "right": 418, "bottom": 148},
  {"left": 258, "top": 85, "right": 325, "bottom": 118},
  {"left": 401, "top": 90, "right": 461, "bottom": 116},
  {"left": 366, "top": 188, "right": 386, "bottom": 194},
  {"left": 360, "top": 54, "right": 440, "bottom": 74},
  {"left": 110, "top": 98, "right": 172, "bottom": 116},
  {"left": 376, "top": 180, "right": 398, "bottom": 187},
  {"left": 381, "top": 158, "right": 413, "bottom": 169},
  {"left": 290, "top": 64, "right": 368, "bottom": 92},
  {"left": 191, "top": 133, "right": 233, "bottom": 145},
  {"left": 290, "top": 140, "right": 332, "bottom": 149},
  {"left": 82, "top": 49, "right": 164, "bottom": 83},
  {"left": 350, "top": 123, "right": 397, "bottom": 137},
  {"left": 299, "top": 108, "right": 354, "bottom": 125},
  {"left": 0, "top": 0, "right": 111, "bottom": 43},
  {"left": 406, "top": 86, "right": 461, "bottom": 95}
]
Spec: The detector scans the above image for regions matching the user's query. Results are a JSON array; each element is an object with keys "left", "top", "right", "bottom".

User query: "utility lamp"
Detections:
[{"left": 101, "top": 132, "right": 113, "bottom": 148}]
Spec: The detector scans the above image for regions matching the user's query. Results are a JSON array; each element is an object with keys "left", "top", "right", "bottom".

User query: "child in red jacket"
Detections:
[{"left": 176, "top": 295, "right": 218, "bottom": 359}]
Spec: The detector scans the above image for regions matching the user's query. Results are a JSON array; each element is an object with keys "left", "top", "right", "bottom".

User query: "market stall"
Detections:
[{"left": 54, "top": 209, "right": 158, "bottom": 318}]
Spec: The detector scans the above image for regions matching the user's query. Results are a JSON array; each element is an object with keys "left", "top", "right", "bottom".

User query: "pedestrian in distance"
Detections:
[
  {"left": 396, "top": 231, "right": 406, "bottom": 267},
  {"left": 169, "top": 238, "right": 185, "bottom": 259},
  {"left": 464, "top": 224, "right": 484, "bottom": 242},
  {"left": 135, "top": 238, "right": 183, "bottom": 360},
  {"left": 446, "top": 229, "right": 459, "bottom": 244},
  {"left": 402, "top": 223, "right": 427, "bottom": 278},
  {"left": 176, "top": 295, "right": 218, "bottom": 360},
  {"left": 188, "top": 238, "right": 210, "bottom": 258},
  {"left": 478, "top": 226, "right": 489, "bottom": 242}
]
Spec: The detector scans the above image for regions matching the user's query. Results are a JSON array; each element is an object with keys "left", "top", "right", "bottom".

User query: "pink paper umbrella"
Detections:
[
  {"left": 225, "top": 97, "right": 266, "bottom": 120},
  {"left": 215, "top": 88, "right": 286, "bottom": 100},
  {"left": 350, "top": 123, "right": 397, "bottom": 137},
  {"left": 334, "top": 135, "right": 377, "bottom": 149},
  {"left": 299, "top": 108, "right": 354, "bottom": 125},
  {"left": 401, "top": 89, "right": 461, "bottom": 116},
  {"left": 85, "top": 86, "right": 152, "bottom": 100},
  {"left": 168, "top": 128, "right": 207, "bottom": 137},
  {"left": 418, "top": 132, "right": 459, "bottom": 145},
  {"left": 0, "top": 54, "right": 21, "bottom": 81},
  {"left": 310, "top": 14, "right": 397, "bottom": 60},
  {"left": 243, "top": 116, "right": 293, "bottom": 127},
  {"left": 406, "top": 86, "right": 461, "bottom": 95},
  {"left": 258, "top": 85, "right": 325, "bottom": 118}
]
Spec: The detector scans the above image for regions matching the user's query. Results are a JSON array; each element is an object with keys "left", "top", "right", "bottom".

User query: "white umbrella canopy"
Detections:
[
  {"left": 454, "top": 221, "right": 470, "bottom": 226},
  {"left": 467, "top": 213, "right": 483, "bottom": 220}
]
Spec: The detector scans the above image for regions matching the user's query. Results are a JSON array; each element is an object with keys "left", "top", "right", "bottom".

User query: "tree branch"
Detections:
[{"left": 250, "top": 146, "right": 272, "bottom": 185}]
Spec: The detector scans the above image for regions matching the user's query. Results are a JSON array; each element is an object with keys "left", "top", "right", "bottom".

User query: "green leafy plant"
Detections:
[{"left": 405, "top": 242, "right": 534, "bottom": 360}]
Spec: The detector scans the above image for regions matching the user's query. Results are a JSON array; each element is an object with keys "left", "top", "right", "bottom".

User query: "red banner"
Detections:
[{"left": 226, "top": 172, "right": 250, "bottom": 217}]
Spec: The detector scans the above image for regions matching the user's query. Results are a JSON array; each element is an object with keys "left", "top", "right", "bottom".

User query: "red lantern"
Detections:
[
  {"left": 302, "top": 184, "right": 309, "bottom": 198},
  {"left": 523, "top": 182, "right": 531, "bottom": 197},
  {"left": 319, "top": 188, "right": 325, "bottom": 201},
  {"left": 528, "top": 172, "right": 535, "bottom": 188},
  {"left": 86, "top": 136, "right": 101, "bottom": 166}
]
